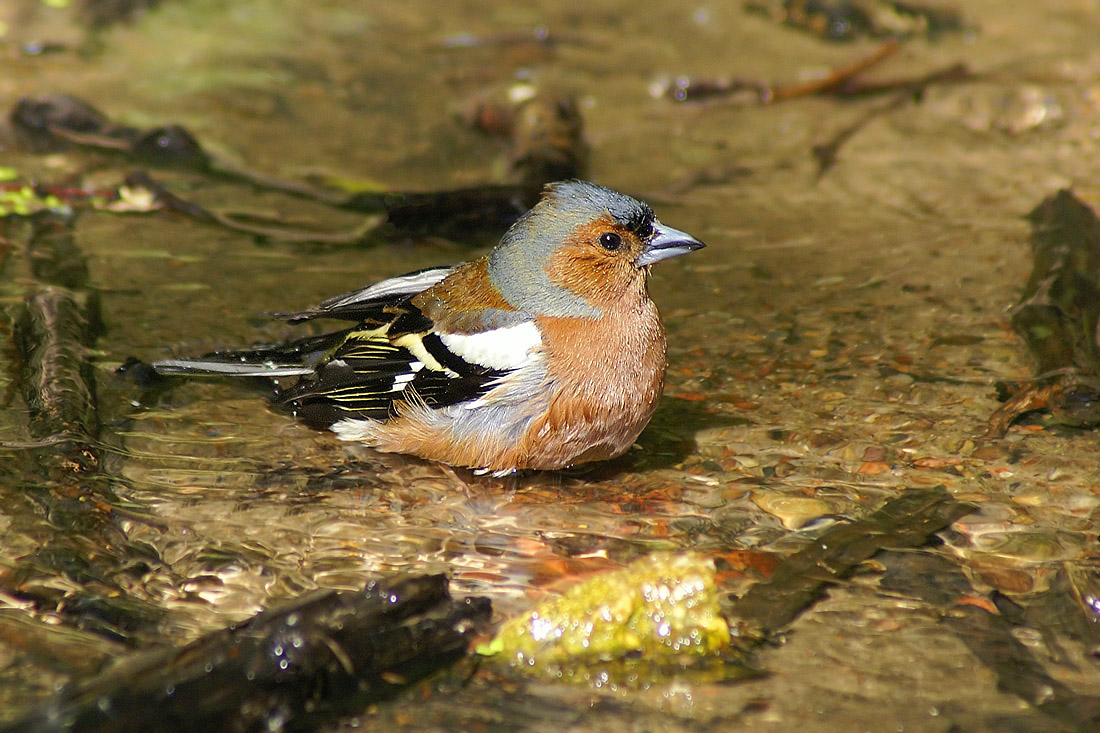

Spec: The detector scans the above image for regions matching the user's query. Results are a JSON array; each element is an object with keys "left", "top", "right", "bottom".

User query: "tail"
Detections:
[
  {"left": 150, "top": 329, "right": 352, "bottom": 380},
  {"left": 152, "top": 359, "right": 314, "bottom": 378}
]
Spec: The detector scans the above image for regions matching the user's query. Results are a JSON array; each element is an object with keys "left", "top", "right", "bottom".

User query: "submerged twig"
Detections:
[
  {"left": 123, "top": 171, "right": 384, "bottom": 246},
  {"left": 744, "top": 0, "right": 966, "bottom": 43},
  {"left": 727, "top": 487, "right": 973, "bottom": 644},
  {"left": 8, "top": 93, "right": 577, "bottom": 244},
  {"left": 811, "top": 91, "right": 910, "bottom": 177},
  {"left": 810, "top": 61, "right": 970, "bottom": 176},
  {"left": 1, "top": 212, "right": 172, "bottom": 642},
  {"left": 767, "top": 39, "right": 901, "bottom": 102},
  {"left": 11, "top": 96, "right": 348, "bottom": 204},
  {"left": 16, "top": 287, "right": 99, "bottom": 473},
  {"left": 662, "top": 42, "right": 971, "bottom": 105},
  {"left": 659, "top": 40, "right": 919, "bottom": 104},
  {"left": 10, "top": 575, "right": 491, "bottom": 732},
  {"left": 984, "top": 189, "right": 1100, "bottom": 437},
  {"left": 14, "top": 213, "right": 99, "bottom": 470},
  {"left": 946, "top": 602, "right": 1100, "bottom": 727},
  {"left": 877, "top": 550, "right": 1100, "bottom": 728}
]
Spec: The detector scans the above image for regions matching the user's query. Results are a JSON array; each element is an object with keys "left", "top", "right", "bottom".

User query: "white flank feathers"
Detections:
[
  {"left": 438, "top": 321, "right": 542, "bottom": 370},
  {"left": 330, "top": 418, "right": 374, "bottom": 441}
]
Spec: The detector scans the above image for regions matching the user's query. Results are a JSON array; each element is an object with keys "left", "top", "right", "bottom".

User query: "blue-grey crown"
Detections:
[{"left": 542, "top": 180, "right": 655, "bottom": 237}]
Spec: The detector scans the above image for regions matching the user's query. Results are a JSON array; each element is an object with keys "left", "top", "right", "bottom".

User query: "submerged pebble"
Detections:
[
  {"left": 973, "top": 531, "right": 1082, "bottom": 563},
  {"left": 752, "top": 491, "right": 835, "bottom": 529}
]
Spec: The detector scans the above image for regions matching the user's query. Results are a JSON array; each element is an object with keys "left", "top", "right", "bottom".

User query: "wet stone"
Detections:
[{"left": 752, "top": 491, "right": 837, "bottom": 530}]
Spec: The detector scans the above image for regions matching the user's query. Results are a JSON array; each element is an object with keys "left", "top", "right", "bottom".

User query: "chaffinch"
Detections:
[{"left": 155, "top": 180, "right": 704, "bottom": 474}]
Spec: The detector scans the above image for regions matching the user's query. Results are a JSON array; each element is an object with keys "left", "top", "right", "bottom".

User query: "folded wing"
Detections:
[{"left": 152, "top": 264, "right": 525, "bottom": 428}]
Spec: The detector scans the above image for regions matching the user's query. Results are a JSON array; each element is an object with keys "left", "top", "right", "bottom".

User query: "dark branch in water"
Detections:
[
  {"left": 985, "top": 190, "right": 1100, "bottom": 436},
  {"left": 8, "top": 92, "right": 584, "bottom": 246},
  {"left": 10, "top": 575, "right": 490, "bottom": 732},
  {"left": 727, "top": 487, "right": 973, "bottom": 643}
]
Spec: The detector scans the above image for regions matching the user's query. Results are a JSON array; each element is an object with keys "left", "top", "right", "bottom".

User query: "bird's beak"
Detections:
[{"left": 637, "top": 222, "right": 706, "bottom": 266}]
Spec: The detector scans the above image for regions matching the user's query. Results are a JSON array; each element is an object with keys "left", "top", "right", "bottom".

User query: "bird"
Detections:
[{"left": 153, "top": 180, "right": 705, "bottom": 474}]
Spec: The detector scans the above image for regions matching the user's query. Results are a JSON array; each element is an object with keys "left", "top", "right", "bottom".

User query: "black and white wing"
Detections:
[
  {"left": 151, "top": 265, "right": 456, "bottom": 379},
  {"left": 275, "top": 303, "right": 531, "bottom": 428},
  {"left": 151, "top": 262, "right": 543, "bottom": 431}
]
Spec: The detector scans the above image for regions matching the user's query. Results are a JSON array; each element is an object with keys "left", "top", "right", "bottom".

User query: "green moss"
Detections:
[
  {"left": 0, "top": 186, "right": 70, "bottom": 217},
  {"left": 482, "top": 552, "right": 730, "bottom": 673}
]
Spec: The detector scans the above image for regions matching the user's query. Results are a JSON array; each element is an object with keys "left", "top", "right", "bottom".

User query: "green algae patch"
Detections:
[
  {"left": 481, "top": 552, "right": 731, "bottom": 678},
  {"left": 0, "top": 186, "right": 70, "bottom": 217}
]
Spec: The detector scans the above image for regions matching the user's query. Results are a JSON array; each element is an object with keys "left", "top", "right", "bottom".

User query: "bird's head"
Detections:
[{"left": 488, "top": 180, "right": 705, "bottom": 316}]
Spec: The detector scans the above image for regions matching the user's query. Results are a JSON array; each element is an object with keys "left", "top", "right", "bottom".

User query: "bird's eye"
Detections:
[{"left": 598, "top": 232, "right": 623, "bottom": 251}]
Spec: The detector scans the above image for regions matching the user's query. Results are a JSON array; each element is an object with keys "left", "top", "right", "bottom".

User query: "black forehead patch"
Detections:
[
  {"left": 608, "top": 197, "right": 654, "bottom": 238},
  {"left": 545, "top": 180, "right": 655, "bottom": 238}
]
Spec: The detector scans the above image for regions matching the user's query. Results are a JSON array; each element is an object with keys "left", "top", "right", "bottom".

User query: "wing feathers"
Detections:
[
  {"left": 150, "top": 260, "right": 544, "bottom": 430},
  {"left": 276, "top": 266, "right": 455, "bottom": 323}
]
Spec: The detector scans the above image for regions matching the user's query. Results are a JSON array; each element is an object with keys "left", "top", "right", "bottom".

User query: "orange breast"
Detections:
[{"left": 517, "top": 287, "right": 667, "bottom": 468}]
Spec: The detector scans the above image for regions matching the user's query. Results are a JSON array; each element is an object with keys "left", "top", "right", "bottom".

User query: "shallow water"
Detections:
[{"left": 2, "top": 0, "right": 1100, "bottom": 729}]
